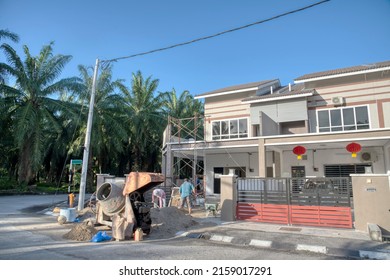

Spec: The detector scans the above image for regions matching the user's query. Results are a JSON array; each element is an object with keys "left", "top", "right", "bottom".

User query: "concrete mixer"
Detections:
[{"left": 95, "top": 172, "right": 164, "bottom": 241}]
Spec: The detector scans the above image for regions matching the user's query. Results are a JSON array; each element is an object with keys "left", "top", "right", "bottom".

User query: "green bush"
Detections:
[
  {"left": 35, "top": 182, "right": 68, "bottom": 194},
  {"left": 0, "top": 177, "right": 18, "bottom": 191}
]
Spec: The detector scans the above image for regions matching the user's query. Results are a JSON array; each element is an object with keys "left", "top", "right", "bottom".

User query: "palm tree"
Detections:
[
  {"left": 0, "top": 30, "right": 20, "bottom": 179},
  {"left": 119, "top": 71, "right": 166, "bottom": 171},
  {"left": 0, "top": 42, "right": 82, "bottom": 184},
  {"left": 162, "top": 88, "right": 192, "bottom": 119},
  {"left": 0, "top": 29, "right": 19, "bottom": 42},
  {"left": 162, "top": 88, "right": 204, "bottom": 139},
  {"left": 74, "top": 65, "right": 128, "bottom": 178},
  {"left": 0, "top": 29, "right": 19, "bottom": 84}
]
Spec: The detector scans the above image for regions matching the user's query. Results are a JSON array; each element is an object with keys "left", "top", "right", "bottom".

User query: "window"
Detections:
[
  {"left": 324, "top": 163, "right": 372, "bottom": 195},
  {"left": 317, "top": 105, "right": 369, "bottom": 132},
  {"left": 212, "top": 118, "right": 248, "bottom": 140}
]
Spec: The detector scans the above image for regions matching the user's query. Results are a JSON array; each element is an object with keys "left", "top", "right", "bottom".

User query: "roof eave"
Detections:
[
  {"left": 194, "top": 86, "right": 259, "bottom": 99},
  {"left": 294, "top": 66, "right": 390, "bottom": 83},
  {"left": 242, "top": 92, "right": 313, "bottom": 104},
  {"left": 194, "top": 79, "right": 280, "bottom": 99}
]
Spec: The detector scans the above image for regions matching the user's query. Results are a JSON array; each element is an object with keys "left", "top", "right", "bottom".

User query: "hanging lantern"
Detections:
[
  {"left": 346, "top": 142, "right": 361, "bottom": 158},
  {"left": 293, "top": 145, "right": 306, "bottom": 160}
]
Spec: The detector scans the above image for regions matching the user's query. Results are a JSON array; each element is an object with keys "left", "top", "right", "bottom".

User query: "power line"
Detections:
[{"left": 103, "top": 0, "right": 330, "bottom": 64}]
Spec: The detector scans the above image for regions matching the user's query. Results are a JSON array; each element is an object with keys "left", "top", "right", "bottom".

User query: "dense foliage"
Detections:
[{"left": 0, "top": 30, "right": 203, "bottom": 189}]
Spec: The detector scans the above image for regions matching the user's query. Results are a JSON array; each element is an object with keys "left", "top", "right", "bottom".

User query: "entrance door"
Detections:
[
  {"left": 213, "top": 167, "right": 223, "bottom": 194},
  {"left": 291, "top": 166, "right": 305, "bottom": 193}
]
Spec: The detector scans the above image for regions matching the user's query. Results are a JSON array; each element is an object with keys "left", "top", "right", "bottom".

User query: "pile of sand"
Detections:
[
  {"left": 62, "top": 205, "right": 198, "bottom": 241},
  {"left": 63, "top": 220, "right": 98, "bottom": 241},
  {"left": 149, "top": 207, "right": 197, "bottom": 239}
]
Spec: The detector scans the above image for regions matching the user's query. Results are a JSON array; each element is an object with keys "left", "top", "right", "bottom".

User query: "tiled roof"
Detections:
[
  {"left": 241, "top": 83, "right": 313, "bottom": 103},
  {"left": 295, "top": 60, "right": 390, "bottom": 82},
  {"left": 195, "top": 79, "right": 278, "bottom": 98}
]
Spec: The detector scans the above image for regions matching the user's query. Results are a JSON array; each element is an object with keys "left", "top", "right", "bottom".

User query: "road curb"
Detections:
[{"left": 204, "top": 233, "right": 390, "bottom": 260}]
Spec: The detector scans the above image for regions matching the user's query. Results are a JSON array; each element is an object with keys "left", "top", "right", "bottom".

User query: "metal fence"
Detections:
[{"left": 237, "top": 177, "right": 352, "bottom": 207}]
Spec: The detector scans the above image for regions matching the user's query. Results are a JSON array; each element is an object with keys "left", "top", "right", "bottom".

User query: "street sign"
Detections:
[
  {"left": 71, "top": 159, "right": 82, "bottom": 165},
  {"left": 70, "top": 159, "right": 82, "bottom": 170}
]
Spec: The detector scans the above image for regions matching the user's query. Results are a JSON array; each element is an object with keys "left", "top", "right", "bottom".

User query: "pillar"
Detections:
[{"left": 220, "top": 173, "right": 237, "bottom": 221}]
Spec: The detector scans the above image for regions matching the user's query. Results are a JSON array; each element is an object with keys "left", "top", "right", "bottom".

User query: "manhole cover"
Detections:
[{"left": 279, "top": 227, "right": 302, "bottom": 232}]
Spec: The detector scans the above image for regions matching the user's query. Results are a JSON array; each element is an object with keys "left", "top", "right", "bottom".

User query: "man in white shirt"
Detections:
[{"left": 152, "top": 188, "right": 166, "bottom": 208}]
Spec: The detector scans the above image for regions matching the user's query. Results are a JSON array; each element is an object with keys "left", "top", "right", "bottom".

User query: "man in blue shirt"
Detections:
[{"left": 179, "top": 178, "right": 195, "bottom": 214}]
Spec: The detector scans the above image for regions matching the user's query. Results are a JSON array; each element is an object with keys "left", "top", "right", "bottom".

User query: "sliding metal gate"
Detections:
[{"left": 236, "top": 177, "right": 353, "bottom": 228}]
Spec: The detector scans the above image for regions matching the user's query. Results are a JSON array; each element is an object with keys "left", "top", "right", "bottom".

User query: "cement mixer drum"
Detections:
[{"left": 96, "top": 182, "right": 125, "bottom": 215}]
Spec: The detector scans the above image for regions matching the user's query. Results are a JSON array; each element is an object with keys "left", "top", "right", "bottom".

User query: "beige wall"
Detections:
[
  {"left": 220, "top": 174, "right": 237, "bottom": 221},
  {"left": 352, "top": 175, "right": 390, "bottom": 235},
  {"left": 204, "top": 91, "right": 254, "bottom": 141},
  {"left": 306, "top": 75, "right": 390, "bottom": 130},
  {"left": 383, "top": 101, "right": 390, "bottom": 127}
]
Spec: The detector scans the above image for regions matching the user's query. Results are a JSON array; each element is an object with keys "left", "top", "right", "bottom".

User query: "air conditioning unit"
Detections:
[
  {"left": 360, "top": 151, "right": 377, "bottom": 162},
  {"left": 331, "top": 96, "right": 345, "bottom": 106}
]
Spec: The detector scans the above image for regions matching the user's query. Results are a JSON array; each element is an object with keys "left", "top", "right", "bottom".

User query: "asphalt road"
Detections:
[
  {"left": 0, "top": 194, "right": 347, "bottom": 261},
  {"left": 2, "top": 195, "right": 388, "bottom": 280}
]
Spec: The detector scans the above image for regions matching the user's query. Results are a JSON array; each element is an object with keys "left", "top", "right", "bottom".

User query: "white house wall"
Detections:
[
  {"left": 281, "top": 147, "right": 386, "bottom": 177},
  {"left": 204, "top": 152, "right": 262, "bottom": 195}
]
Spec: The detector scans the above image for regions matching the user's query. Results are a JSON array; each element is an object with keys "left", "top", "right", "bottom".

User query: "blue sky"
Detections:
[{"left": 1, "top": 0, "right": 390, "bottom": 96}]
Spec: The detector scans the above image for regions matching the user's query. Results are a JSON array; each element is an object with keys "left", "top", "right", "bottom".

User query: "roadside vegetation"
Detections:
[{"left": 0, "top": 29, "right": 203, "bottom": 194}]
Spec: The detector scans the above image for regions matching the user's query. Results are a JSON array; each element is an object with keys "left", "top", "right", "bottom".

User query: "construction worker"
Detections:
[
  {"left": 152, "top": 188, "right": 166, "bottom": 208},
  {"left": 178, "top": 178, "right": 195, "bottom": 215}
]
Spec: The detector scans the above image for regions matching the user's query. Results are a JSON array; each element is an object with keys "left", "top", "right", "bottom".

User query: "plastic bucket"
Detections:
[{"left": 59, "top": 208, "right": 77, "bottom": 222}]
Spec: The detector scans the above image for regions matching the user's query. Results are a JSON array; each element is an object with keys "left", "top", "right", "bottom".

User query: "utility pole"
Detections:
[{"left": 78, "top": 58, "right": 99, "bottom": 211}]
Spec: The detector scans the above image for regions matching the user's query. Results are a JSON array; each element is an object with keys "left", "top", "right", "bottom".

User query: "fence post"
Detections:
[{"left": 287, "top": 178, "right": 292, "bottom": 225}]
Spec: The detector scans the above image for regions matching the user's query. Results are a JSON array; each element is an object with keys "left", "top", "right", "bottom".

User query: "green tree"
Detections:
[
  {"left": 161, "top": 88, "right": 204, "bottom": 139},
  {"left": 119, "top": 71, "right": 165, "bottom": 171},
  {"left": 0, "top": 29, "right": 19, "bottom": 42},
  {"left": 74, "top": 65, "right": 128, "bottom": 178},
  {"left": 0, "top": 29, "right": 20, "bottom": 179},
  {"left": 0, "top": 29, "right": 20, "bottom": 84},
  {"left": 0, "top": 42, "right": 82, "bottom": 184}
]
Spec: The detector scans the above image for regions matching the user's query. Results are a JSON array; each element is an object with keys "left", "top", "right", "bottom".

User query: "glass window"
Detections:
[
  {"left": 221, "top": 121, "right": 229, "bottom": 139},
  {"left": 317, "top": 106, "right": 369, "bottom": 133},
  {"left": 211, "top": 118, "right": 248, "bottom": 140},
  {"left": 330, "top": 109, "right": 341, "bottom": 127},
  {"left": 343, "top": 108, "right": 355, "bottom": 130},
  {"left": 230, "top": 120, "right": 238, "bottom": 138},
  {"left": 343, "top": 108, "right": 354, "bottom": 125},
  {"left": 355, "top": 106, "right": 369, "bottom": 128},
  {"left": 212, "top": 122, "right": 220, "bottom": 140},
  {"left": 239, "top": 119, "right": 248, "bottom": 138},
  {"left": 318, "top": 111, "right": 329, "bottom": 127}
]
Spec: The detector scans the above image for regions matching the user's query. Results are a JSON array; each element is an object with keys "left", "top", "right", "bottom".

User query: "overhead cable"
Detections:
[{"left": 103, "top": 0, "right": 330, "bottom": 64}]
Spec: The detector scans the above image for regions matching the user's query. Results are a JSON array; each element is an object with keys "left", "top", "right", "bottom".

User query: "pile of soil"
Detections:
[
  {"left": 63, "top": 220, "right": 98, "bottom": 241},
  {"left": 149, "top": 207, "right": 198, "bottom": 239},
  {"left": 62, "top": 205, "right": 199, "bottom": 241}
]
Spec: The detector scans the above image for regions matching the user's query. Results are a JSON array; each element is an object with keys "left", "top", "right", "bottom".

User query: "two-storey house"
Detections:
[{"left": 162, "top": 60, "right": 390, "bottom": 197}]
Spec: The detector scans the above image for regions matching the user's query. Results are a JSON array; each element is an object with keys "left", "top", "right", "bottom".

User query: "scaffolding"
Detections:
[{"left": 162, "top": 114, "right": 205, "bottom": 193}]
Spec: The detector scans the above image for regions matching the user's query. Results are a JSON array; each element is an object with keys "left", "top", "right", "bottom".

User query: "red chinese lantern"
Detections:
[
  {"left": 346, "top": 142, "right": 361, "bottom": 158},
  {"left": 293, "top": 145, "right": 306, "bottom": 160}
]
